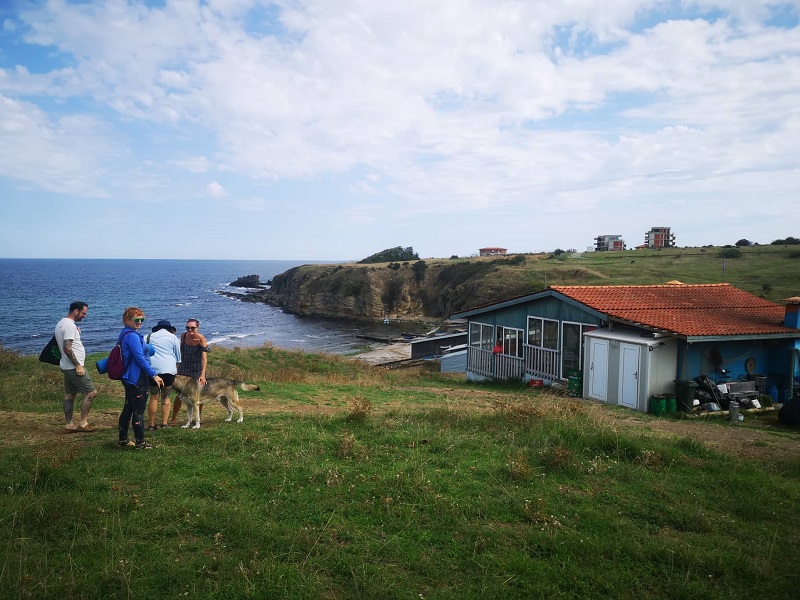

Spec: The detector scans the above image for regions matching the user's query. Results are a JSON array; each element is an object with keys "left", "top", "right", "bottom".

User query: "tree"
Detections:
[
  {"left": 771, "top": 236, "right": 800, "bottom": 245},
  {"left": 359, "top": 246, "right": 420, "bottom": 263},
  {"left": 735, "top": 239, "right": 752, "bottom": 247}
]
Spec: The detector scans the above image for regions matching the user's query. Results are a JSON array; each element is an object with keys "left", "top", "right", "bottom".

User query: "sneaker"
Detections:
[
  {"left": 117, "top": 439, "right": 135, "bottom": 448},
  {"left": 134, "top": 441, "right": 154, "bottom": 450}
]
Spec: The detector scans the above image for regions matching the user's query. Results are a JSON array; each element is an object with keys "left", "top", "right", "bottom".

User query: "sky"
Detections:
[{"left": 1, "top": 1, "right": 799, "bottom": 261}]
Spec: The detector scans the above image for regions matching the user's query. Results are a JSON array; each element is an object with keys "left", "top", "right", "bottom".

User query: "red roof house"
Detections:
[{"left": 451, "top": 283, "right": 800, "bottom": 413}]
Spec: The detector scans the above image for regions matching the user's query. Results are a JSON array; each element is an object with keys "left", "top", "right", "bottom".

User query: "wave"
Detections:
[{"left": 207, "top": 331, "right": 266, "bottom": 345}]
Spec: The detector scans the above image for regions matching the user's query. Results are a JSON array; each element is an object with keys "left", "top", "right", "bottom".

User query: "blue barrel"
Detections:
[{"left": 767, "top": 384, "right": 779, "bottom": 403}]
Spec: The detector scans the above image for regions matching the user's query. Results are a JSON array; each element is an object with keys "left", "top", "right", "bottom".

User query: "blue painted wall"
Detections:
[
  {"left": 467, "top": 296, "right": 604, "bottom": 329},
  {"left": 680, "top": 339, "right": 794, "bottom": 388}
]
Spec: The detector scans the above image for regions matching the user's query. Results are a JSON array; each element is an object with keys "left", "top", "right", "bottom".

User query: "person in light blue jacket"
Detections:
[
  {"left": 117, "top": 307, "right": 163, "bottom": 450},
  {"left": 145, "top": 319, "right": 181, "bottom": 430}
]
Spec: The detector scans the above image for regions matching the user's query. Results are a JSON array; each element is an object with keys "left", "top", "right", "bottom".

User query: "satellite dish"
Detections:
[{"left": 744, "top": 357, "right": 756, "bottom": 374}]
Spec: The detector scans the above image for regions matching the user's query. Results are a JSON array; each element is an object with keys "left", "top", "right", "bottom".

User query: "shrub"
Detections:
[
  {"left": 346, "top": 397, "right": 373, "bottom": 423},
  {"left": 336, "top": 430, "right": 357, "bottom": 458},
  {"left": 412, "top": 260, "right": 427, "bottom": 284},
  {"left": 718, "top": 248, "right": 742, "bottom": 258},
  {"left": 506, "top": 450, "right": 533, "bottom": 480}
]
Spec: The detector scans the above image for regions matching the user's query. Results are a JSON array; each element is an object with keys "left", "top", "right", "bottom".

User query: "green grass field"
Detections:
[
  {"left": 497, "top": 244, "right": 798, "bottom": 300},
  {"left": 1, "top": 345, "right": 799, "bottom": 599}
]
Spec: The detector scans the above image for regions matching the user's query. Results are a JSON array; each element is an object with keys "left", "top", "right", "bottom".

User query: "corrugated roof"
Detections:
[{"left": 550, "top": 284, "right": 796, "bottom": 337}]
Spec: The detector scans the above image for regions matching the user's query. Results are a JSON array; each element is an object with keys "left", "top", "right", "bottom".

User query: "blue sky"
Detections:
[{"left": 1, "top": 0, "right": 799, "bottom": 260}]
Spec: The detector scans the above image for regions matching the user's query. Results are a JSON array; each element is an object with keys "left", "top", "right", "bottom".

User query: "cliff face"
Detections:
[
  {"left": 244, "top": 255, "right": 538, "bottom": 322},
  {"left": 253, "top": 264, "right": 418, "bottom": 320}
]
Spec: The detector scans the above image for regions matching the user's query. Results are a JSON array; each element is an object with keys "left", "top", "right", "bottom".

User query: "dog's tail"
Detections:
[{"left": 239, "top": 382, "right": 261, "bottom": 392}]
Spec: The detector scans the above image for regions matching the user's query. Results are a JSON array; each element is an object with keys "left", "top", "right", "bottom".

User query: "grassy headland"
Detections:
[
  {"left": 1, "top": 344, "right": 799, "bottom": 599},
  {"left": 254, "top": 245, "right": 800, "bottom": 323}
]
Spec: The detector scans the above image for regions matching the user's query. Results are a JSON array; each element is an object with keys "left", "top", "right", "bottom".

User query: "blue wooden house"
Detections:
[{"left": 450, "top": 284, "right": 800, "bottom": 412}]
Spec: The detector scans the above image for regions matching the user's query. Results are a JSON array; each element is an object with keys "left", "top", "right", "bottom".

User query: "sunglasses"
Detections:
[
  {"left": 186, "top": 326, "right": 197, "bottom": 331},
  {"left": 132, "top": 318, "right": 145, "bottom": 324}
]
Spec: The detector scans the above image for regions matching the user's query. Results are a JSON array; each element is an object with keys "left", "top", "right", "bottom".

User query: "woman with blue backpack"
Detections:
[{"left": 117, "top": 307, "right": 163, "bottom": 450}]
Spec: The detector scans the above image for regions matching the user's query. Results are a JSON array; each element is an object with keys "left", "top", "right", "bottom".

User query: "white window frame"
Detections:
[
  {"left": 560, "top": 321, "right": 590, "bottom": 377},
  {"left": 469, "top": 321, "right": 495, "bottom": 351},
  {"left": 527, "top": 316, "right": 559, "bottom": 350},
  {"left": 497, "top": 326, "right": 523, "bottom": 357}
]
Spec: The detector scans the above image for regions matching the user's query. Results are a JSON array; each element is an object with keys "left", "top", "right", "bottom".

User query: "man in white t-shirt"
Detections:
[{"left": 54, "top": 301, "right": 98, "bottom": 431}]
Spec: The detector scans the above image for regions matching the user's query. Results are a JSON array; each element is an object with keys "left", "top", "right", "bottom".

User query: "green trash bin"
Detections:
[
  {"left": 664, "top": 395, "right": 677, "bottom": 414},
  {"left": 674, "top": 380, "right": 699, "bottom": 412},
  {"left": 567, "top": 370, "right": 583, "bottom": 397},
  {"left": 649, "top": 395, "right": 666, "bottom": 416}
]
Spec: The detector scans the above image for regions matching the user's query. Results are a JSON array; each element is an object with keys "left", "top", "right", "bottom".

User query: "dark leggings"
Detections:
[{"left": 119, "top": 381, "right": 149, "bottom": 443}]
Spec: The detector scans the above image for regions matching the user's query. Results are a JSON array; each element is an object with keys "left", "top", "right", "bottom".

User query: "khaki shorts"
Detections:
[{"left": 62, "top": 369, "right": 97, "bottom": 396}]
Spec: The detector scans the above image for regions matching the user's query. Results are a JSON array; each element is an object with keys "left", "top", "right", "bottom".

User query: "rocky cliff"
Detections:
[
  {"left": 230, "top": 246, "right": 800, "bottom": 323},
  {"left": 239, "top": 255, "right": 539, "bottom": 322}
]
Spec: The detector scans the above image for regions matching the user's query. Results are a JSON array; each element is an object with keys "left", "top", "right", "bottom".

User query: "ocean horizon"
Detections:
[{"left": 0, "top": 258, "right": 401, "bottom": 357}]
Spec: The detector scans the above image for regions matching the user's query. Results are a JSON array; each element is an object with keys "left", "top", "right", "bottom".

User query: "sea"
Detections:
[{"left": 0, "top": 258, "right": 406, "bottom": 357}]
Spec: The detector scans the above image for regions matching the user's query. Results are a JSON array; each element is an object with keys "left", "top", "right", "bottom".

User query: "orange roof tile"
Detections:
[{"left": 550, "top": 284, "right": 797, "bottom": 337}]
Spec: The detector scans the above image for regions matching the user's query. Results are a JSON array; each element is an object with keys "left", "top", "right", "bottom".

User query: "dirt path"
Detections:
[
  {"left": 583, "top": 403, "right": 800, "bottom": 461},
  {"left": 3, "top": 390, "right": 798, "bottom": 462}
]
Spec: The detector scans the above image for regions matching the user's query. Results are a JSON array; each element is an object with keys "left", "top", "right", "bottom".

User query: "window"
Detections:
[
  {"left": 527, "top": 317, "right": 558, "bottom": 349},
  {"left": 560, "top": 322, "right": 596, "bottom": 377},
  {"left": 497, "top": 326, "right": 523, "bottom": 357},
  {"left": 469, "top": 321, "right": 495, "bottom": 351},
  {"left": 561, "top": 322, "right": 582, "bottom": 375}
]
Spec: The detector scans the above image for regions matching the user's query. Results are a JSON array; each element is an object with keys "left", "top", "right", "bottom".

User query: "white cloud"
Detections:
[
  {"left": 206, "top": 181, "right": 228, "bottom": 198},
  {"left": 0, "top": 94, "right": 113, "bottom": 197},
  {"left": 0, "top": 1, "right": 799, "bottom": 258}
]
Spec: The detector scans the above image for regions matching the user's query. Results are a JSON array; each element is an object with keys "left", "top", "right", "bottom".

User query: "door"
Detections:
[
  {"left": 588, "top": 338, "right": 608, "bottom": 401},
  {"left": 619, "top": 343, "right": 640, "bottom": 409}
]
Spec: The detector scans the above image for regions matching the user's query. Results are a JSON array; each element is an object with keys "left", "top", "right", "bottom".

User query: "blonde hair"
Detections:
[{"left": 122, "top": 306, "right": 144, "bottom": 324}]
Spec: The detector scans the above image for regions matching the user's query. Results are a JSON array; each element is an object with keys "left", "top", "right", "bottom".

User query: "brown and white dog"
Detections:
[{"left": 172, "top": 375, "right": 259, "bottom": 429}]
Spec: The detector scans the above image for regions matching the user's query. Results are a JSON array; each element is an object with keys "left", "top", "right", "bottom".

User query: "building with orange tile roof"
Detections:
[{"left": 451, "top": 283, "right": 800, "bottom": 413}]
